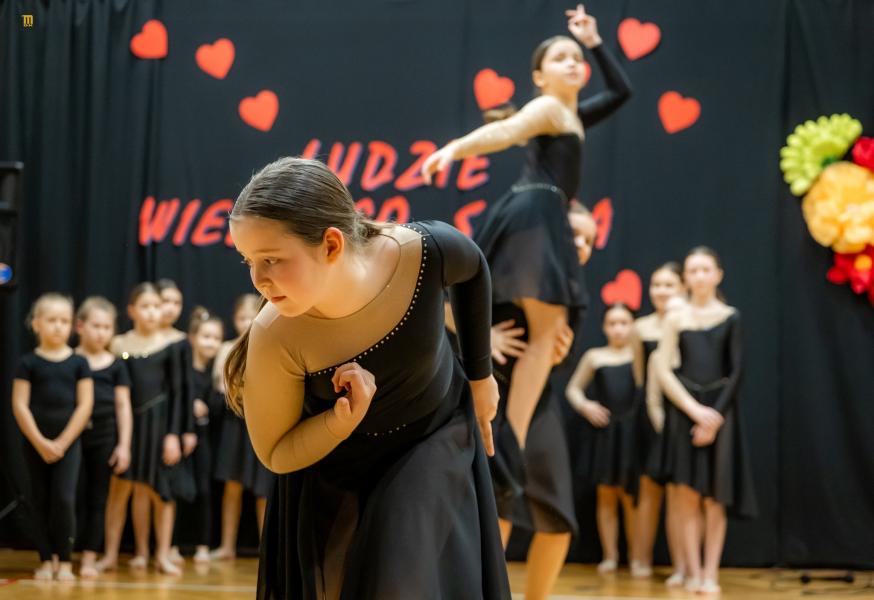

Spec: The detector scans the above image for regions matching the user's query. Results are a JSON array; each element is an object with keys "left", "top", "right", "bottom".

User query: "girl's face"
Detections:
[
  {"left": 234, "top": 304, "right": 259, "bottom": 337},
  {"left": 160, "top": 287, "right": 183, "bottom": 327},
  {"left": 603, "top": 306, "right": 634, "bottom": 347},
  {"left": 569, "top": 212, "right": 597, "bottom": 265},
  {"left": 32, "top": 300, "right": 73, "bottom": 348},
  {"left": 76, "top": 308, "right": 114, "bottom": 351},
  {"left": 230, "top": 216, "right": 338, "bottom": 318},
  {"left": 190, "top": 321, "right": 223, "bottom": 361},
  {"left": 649, "top": 268, "right": 684, "bottom": 313},
  {"left": 533, "top": 39, "right": 586, "bottom": 95},
  {"left": 684, "top": 254, "right": 723, "bottom": 299},
  {"left": 129, "top": 291, "right": 163, "bottom": 334}
]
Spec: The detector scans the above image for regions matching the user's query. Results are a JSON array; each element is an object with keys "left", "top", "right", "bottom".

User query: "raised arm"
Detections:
[{"left": 577, "top": 44, "right": 632, "bottom": 128}]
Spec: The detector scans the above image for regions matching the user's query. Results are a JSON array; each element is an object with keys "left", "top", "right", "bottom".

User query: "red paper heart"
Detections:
[
  {"left": 239, "top": 90, "right": 279, "bottom": 132},
  {"left": 474, "top": 69, "right": 515, "bottom": 110},
  {"left": 582, "top": 62, "right": 592, "bottom": 86},
  {"left": 658, "top": 91, "right": 701, "bottom": 134},
  {"left": 601, "top": 269, "right": 642, "bottom": 310},
  {"left": 130, "top": 20, "right": 168, "bottom": 60},
  {"left": 196, "top": 38, "right": 235, "bottom": 79},
  {"left": 617, "top": 18, "right": 661, "bottom": 61},
  {"left": 591, "top": 197, "right": 613, "bottom": 249}
]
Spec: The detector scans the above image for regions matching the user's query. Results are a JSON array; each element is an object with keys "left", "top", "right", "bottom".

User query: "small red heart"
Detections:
[
  {"left": 582, "top": 62, "right": 592, "bottom": 86},
  {"left": 239, "top": 90, "right": 279, "bottom": 132},
  {"left": 658, "top": 91, "right": 700, "bottom": 134},
  {"left": 591, "top": 197, "right": 613, "bottom": 249},
  {"left": 196, "top": 38, "right": 235, "bottom": 79},
  {"left": 601, "top": 269, "right": 642, "bottom": 311},
  {"left": 617, "top": 18, "right": 661, "bottom": 61},
  {"left": 130, "top": 20, "right": 167, "bottom": 60},
  {"left": 474, "top": 69, "right": 515, "bottom": 110}
]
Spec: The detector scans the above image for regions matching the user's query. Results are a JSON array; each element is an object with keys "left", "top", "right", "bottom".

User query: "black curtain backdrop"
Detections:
[{"left": 1, "top": 0, "right": 872, "bottom": 567}]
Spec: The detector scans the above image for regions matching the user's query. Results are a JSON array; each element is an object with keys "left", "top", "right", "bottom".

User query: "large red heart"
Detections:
[
  {"left": 474, "top": 69, "right": 515, "bottom": 110},
  {"left": 591, "top": 197, "right": 613, "bottom": 249},
  {"left": 130, "top": 20, "right": 167, "bottom": 60},
  {"left": 239, "top": 90, "right": 279, "bottom": 132},
  {"left": 601, "top": 269, "right": 642, "bottom": 310},
  {"left": 617, "top": 18, "right": 661, "bottom": 61},
  {"left": 196, "top": 38, "right": 235, "bottom": 79},
  {"left": 658, "top": 91, "right": 700, "bottom": 134}
]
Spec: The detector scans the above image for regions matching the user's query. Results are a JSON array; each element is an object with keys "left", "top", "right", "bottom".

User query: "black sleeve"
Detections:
[
  {"left": 423, "top": 221, "right": 493, "bottom": 381},
  {"left": 578, "top": 44, "right": 632, "bottom": 128},
  {"left": 13, "top": 355, "right": 33, "bottom": 381},
  {"left": 113, "top": 359, "right": 131, "bottom": 388},
  {"left": 713, "top": 312, "right": 742, "bottom": 415},
  {"left": 75, "top": 355, "right": 93, "bottom": 380},
  {"left": 166, "top": 342, "right": 186, "bottom": 436}
]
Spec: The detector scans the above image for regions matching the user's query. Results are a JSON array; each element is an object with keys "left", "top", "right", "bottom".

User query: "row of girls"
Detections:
[
  {"left": 564, "top": 250, "right": 757, "bottom": 595},
  {"left": 11, "top": 281, "right": 275, "bottom": 580}
]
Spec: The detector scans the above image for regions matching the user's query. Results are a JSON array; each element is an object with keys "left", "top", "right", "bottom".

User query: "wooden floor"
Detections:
[{"left": 0, "top": 550, "right": 872, "bottom": 598}]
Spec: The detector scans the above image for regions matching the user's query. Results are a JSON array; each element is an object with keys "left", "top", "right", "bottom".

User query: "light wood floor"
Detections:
[{"left": 0, "top": 550, "right": 871, "bottom": 599}]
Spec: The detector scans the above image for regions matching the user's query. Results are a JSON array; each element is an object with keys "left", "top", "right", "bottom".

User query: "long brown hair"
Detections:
[{"left": 223, "top": 157, "right": 385, "bottom": 415}]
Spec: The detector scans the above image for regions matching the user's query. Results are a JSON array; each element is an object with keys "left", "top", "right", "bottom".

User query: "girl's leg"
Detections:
[
  {"left": 664, "top": 484, "right": 687, "bottom": 585},
  {"left": 212, "top": 481, "right": 243, "bottom": 559},
  {"left": 153, "top": 494, "right": 181, "bottom": 575},
  {"left": 702, "top": 497, "right": 727, "bottom": 589},
  {"left": 675, "top": 484, "right": 703, "bottom": 591},
  {"left": 631, "top": 476, "right": 663, "bottom": 577},
  {"left": 525, "top": 532, "right": 571, "bottom": 600},
  {"left": 498, "top": 518, "right": 513, "bottom": 550},
  {"left": 596, "top": 485, "right": 620, "bottom": 573},
  {"left": 96, "top": 476, "right": 132, "bottom": 571},
  {"left": 49, "top": 443, "right": 81, "bottom": 581},
  {"left": 130, "top": 483, "right": 151, "bottom": 567},
  {"left": 256, "top": 496, "right": 268, "bottom": 538},
  {"left": 507, "top": 298, "right": 566, "bottom": 447},
  {"left": 619, "top": 491, "right": 638, "bottom": 567}
]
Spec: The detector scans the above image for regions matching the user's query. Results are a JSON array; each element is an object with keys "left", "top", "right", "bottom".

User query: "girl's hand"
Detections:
[
  {"left": 692, "top": 404, "right": 724, "bottom": 430},
  {"left": 421, "top": 142, "right": 459, "bottom": 185},
  {"left": 193, "top": 399, "right": 209, "bottom": 419},
  {"left": 182, "top": 432, "right": 198, "bottom": 456},
  {"left": 163, "top": 434, "right": 182, "bottom": 466},
  {"left": 490, "top": 320, "right": 528, "bottom": 365},
  {"left": 552, "top": 322, "right": 575, "bottom": 365},
  {"left": 565, "top": 4, "right": 602, "bottom": 48},
  {"left": 691, "top": 422, "right": 718, "bottom": 447},
  {"left": 329, "top": 363, "right": 377, "bottom": 438},
  {"left": 37, "top": 438, "right": 64, "bottom": 463},
  {"left": 108, "top": 444, "right": 131, "bottom": 475},
  {"left": 469, "top": 376, "right": 499, "bottom": 457},
  {"left": 575, "top": 399, "right": 611, "bottom": 428}
]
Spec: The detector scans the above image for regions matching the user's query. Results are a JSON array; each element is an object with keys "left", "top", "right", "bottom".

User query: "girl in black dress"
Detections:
[
  {"left": 175, "top": 307, "right": 224, "bottom": 563},
  {"left": 566, "top": 303, "right": 643, "bottom": 575},
  {"left": 224, "top": 156, "right": 508, "bottom": 599},
  {"left": 423, "top": 7, "right": 631, "bottom": 597},
  {"left": 654, "top": 248, "right": 757, "bottom": 594},
  {"left": 12, "top": 294, "right": 94, "bottom": 581},
  {"left": 631, "top": 263, "right": 686, "bottom": 581},
  {"left": 211, "top": 294, "right": 274, "bottom": 561},
  {"left": 110, "top": 283, "right": 186, "bottom": 575},
  {"left": 73, "top": 297, "right": 132, "bottom": 579}
]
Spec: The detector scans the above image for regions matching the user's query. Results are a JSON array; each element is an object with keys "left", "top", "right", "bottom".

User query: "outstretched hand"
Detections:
[{"left": 421, "top": 142, "right": 459, "bottom": 185}]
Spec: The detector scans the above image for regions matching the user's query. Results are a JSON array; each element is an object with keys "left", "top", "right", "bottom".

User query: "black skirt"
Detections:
[{"left": 214, "top": 406, "right": 275, "bottom": 498}]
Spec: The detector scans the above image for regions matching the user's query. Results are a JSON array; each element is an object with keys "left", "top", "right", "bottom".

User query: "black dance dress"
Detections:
[
  {"left": 214, "top": 389, "right": 276, "bottom": 498},
  {"left": 638, "top": 338, "right": 668, "bottom": 482},
  {"left": 249, "top": 222, "right": 510, "bottom": 600},
  {"left": 660, "top": 312, "right": 757, "bottom": 517},
  {"left": 472, "top": 43, "right": 631, "bottom": 532},
  {"left": 583, "top": 360, "right": 642, "bottom": 496},
  {"left": 120, "top": 342, "right": 185, "bottom": 501}
]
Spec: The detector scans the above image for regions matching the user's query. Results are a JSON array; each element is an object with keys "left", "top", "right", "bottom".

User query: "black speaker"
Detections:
[{"left": 0, "top": 161, "right": 22, "bottom": 290}]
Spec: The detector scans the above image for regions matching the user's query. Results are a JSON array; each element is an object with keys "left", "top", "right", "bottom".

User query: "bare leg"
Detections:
[
  {"left": 96, "top": 477, "right": 132, "bottom": 571},
  {"left": 506, "top": 299, "right": 566, "bottom": 447},
  {"left": 256, "top": 496, "right": 267, "bottom": 538},
  {"left": 619, "top": 491, "right": 638, "bottom": 564},
  {"left": 633, "top": 476, "right": 663, "bottom": 573},
  {"left": 664, "top": 484, "right": 687, "bottom": 584},
  {"left": 525, "top": 532, "right": 571, "bottom": 600},
  {"left": 702, "top": 498, "right": 727, "bottom": 586},
  {"left": 212, "top": 481, "right": 243, "bottom": 559},
  {"left": 676, "top": 484, "right": 703, "bottom": 590},
  {"left": 498, "top": 518, "right": 513, "bottom": 550},
  {"left": 154, "top": 495, "right": 181, "bottom": 576},
  {"left": 596, "top": 485, "right": 620, "bottom": 571},
  {"left": 130, "top": 483, "right": 151, "bottom": 565}
]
